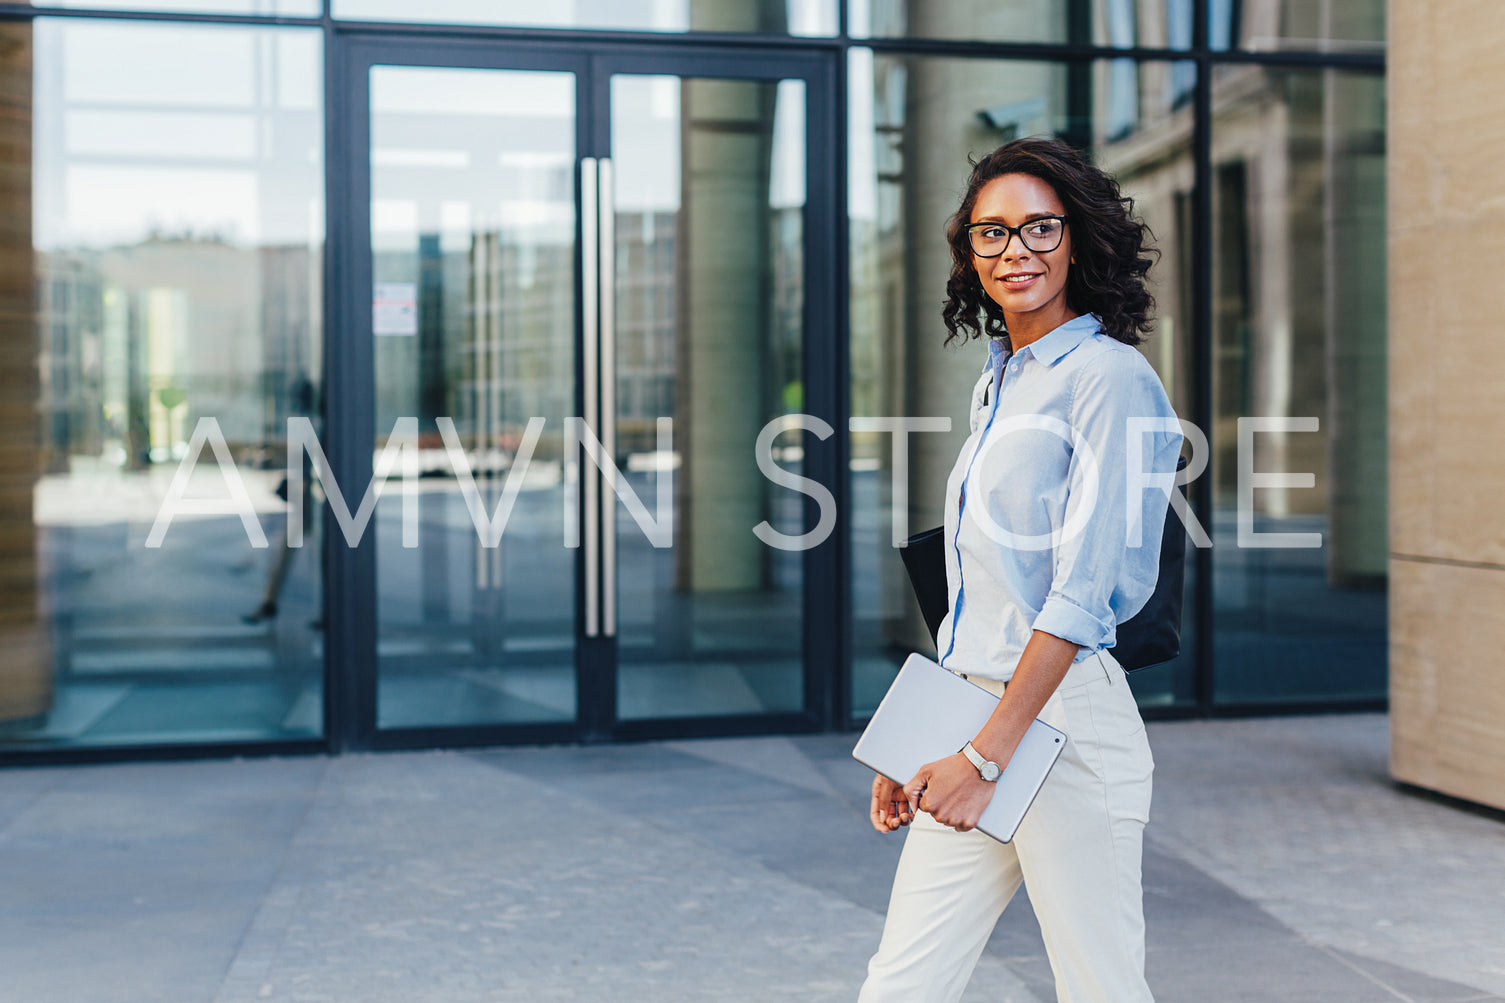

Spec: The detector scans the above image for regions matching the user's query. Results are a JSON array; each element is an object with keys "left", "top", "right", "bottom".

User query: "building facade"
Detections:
[{"left": 0, "top": 0, "right": 1392, "bottom": 764}]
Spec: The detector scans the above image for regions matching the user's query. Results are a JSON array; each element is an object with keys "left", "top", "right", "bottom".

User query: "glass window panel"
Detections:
[
  {"left": 848, "top": 52, "right": 1197, "bottom": 718},
  {"left": 612, "top": 74, "right": 807, "bottom": 721},
  {"left": 0, "top": 20, "right": 324, "bottom": 751},
  {"left": 850, "top": 0, "right": 1194, "bottom": 48},
  {"left": 1210, "top": 0, "right": 1385, "bottom": 52},
  {"left": 334, "top": 0, "right": 837, "bottom": 36},
  {"left": 1210, "top": 67, "right": 1386, "bottom": 703},
  {"left": 29, "top": 0, "right": 317, "bottom": 16}
]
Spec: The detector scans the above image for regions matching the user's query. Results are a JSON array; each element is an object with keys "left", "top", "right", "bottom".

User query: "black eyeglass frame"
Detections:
[{"left": 966, "top": 215, "right": 1069, "bottom": 257}]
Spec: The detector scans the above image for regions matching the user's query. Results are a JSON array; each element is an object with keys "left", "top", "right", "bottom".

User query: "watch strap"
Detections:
[{"left": 961, "top": 741, "right": 1001, "bottom": 781}]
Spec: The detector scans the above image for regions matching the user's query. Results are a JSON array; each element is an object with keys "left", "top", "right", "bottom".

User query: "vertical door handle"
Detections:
[
  {"left": 580, "top": 157, "right": 601, "bottom": 638},
  {"left": 598, "top": 157, "right": 617, "bottom": 638}
]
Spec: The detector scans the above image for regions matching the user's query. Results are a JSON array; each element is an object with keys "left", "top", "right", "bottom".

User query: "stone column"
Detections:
[
  {"left": 670, "top": 1, "right": 787, "bottom": 593},
  {"left": 675, "top": 77, "right": 777, "bottom": 592}
]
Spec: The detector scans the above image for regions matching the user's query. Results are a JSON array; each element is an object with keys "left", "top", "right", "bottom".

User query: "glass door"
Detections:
[
  {"left": 605, "top": 70, "right": 816, "bottom": 726},
  {"left": 341, "top": 42, "right": 835, "bottom": 746},
  {"left": 344, "top": 47, "right": 588, "bottom": 742}
]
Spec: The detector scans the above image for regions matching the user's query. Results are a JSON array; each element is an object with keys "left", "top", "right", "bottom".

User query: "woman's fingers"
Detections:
[
  {"left": 871, "top": 775, "right": 898, "bottom": 833},
  {"left": 904, "top": 768, "right": 930, "bottom": 814},
  {"left": 871, "top": 774, "right": 917, "bottom": 832},
  {"left": 870, "top": 788, "right": 888, "bottom": 833}
]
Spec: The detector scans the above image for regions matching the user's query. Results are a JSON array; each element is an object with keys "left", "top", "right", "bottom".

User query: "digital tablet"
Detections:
[{"left": 853, "top": 653, "right": 1066, "bottom": 843}]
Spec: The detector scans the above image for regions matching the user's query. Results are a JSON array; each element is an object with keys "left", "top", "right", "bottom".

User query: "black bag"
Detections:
[{"left": 900, "top": 455, "right": 1188, "bottom": 671}]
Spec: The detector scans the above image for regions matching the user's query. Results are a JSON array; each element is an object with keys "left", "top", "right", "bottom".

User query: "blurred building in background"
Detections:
[{"left": 3, "top": 0, "right": 1472, "bottom": 809}]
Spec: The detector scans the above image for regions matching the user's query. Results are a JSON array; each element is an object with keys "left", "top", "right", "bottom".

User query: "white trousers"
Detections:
[{"left": 859, "top": 651, "right": 1155, "bottom": 1003}]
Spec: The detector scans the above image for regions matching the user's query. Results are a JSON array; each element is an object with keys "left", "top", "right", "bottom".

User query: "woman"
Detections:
[{"left": 861, "top": 137, "right": 1182, "bottom": 1002}]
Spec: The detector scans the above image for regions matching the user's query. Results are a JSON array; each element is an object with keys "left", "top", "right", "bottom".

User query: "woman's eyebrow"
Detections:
[{"left": 970, "top": 211, "right": 1060, "bottom": 224}]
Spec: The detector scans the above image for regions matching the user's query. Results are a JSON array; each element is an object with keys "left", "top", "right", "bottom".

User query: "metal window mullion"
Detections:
[
  {"left": 1191, "top": 19, "right": 1216, "bottom": 714},
  {"left": 598, "top": 156, "right": 617, "bottom": 637},
  {"left": 580, "top": 156, "right": 600, "bottom": 638}
]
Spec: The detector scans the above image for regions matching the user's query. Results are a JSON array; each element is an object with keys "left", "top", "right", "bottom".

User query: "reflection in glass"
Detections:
[
  {"left": 847, "top": 53, "right": 1196, "bottom": 716},
  {"left": 369, "top": 67, "right": 579, "bottom": 730},
  {"left": 335, "top": 0, "right": 837, "bottom": 36},
  {"left": 1210, "top": 0, "right": 1384, "bottom": 52},
  {"left": 850, "top": 0, "right": 1193, "bottom": 48},
  {"left": 0, "top": 21, "right": 324, "bottom": 749},
  {"left": 612, "top": 75, "right": 807, "bottom": 720},
  {"left": 31, "top": 0, "right": 317, "bottom": 14},
  {"left": 1210, "top": 67, "right": 1386, "bottom": 702}
]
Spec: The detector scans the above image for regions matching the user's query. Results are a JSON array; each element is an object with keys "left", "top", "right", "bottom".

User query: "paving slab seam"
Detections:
[
  {"left": 1312, "top": 939, "right": 1421, "bottom": 1002},
  {"left": 213, "top": 757, "right": 332, "bottom": 1002},
  {"left": 0, "top": 775, "right": 59, "bottom": 840}
]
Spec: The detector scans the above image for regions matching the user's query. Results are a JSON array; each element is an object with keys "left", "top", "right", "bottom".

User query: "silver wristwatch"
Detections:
[{"left": 961, "top": 741, "right": 1001, "bottom": 782}]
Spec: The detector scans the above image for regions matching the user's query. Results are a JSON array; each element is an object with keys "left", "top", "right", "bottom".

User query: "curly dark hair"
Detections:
[{"left": 941, "top": 136, "right": 1156, "bottom": 348}]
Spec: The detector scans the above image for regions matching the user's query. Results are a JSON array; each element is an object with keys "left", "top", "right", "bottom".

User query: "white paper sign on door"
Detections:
[{"left": 373, "top": 282, "right": 418, "bottom": 336}]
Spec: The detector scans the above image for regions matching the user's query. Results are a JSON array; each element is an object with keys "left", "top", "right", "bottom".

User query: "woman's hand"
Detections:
[
  {"left": 904, "top": 753, "right": 998, "bottom": 833},
  {"left": 870, "top": 773, "right": 915, "bottom": 833}
]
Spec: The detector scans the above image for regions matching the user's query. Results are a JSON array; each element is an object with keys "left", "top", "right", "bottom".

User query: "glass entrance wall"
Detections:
[
  {"left": 368, "top": 65, "right": 580, "bottom": 730},
  {"left": 1, "top": 19, "right": 325, "bottom": 751},
  {"left": 0, "top": 0, "right": 1388, "bottom": 761}
]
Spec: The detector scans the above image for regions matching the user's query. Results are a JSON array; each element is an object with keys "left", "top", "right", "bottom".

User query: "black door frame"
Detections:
[{"left": 327, "top": 34, "right": 843, "bottom": 752}]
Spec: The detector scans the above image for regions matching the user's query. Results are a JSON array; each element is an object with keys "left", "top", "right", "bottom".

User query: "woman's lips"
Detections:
[{"left": 997, "top": 272, "right": 1041, "bottom": 289}]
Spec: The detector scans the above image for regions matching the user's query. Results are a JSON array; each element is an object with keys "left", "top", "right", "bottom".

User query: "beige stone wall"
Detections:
[
  {"left": 1388, "top": 0, "right": 1505, "bottom": 811},
  {"left": 0, "top": 23, "right": 50, "bottom": 724}
]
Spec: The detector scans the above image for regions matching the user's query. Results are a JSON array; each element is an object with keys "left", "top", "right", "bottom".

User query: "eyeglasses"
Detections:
[{"left": 966, "top": 215, "right": 1068, "bottom": 257}]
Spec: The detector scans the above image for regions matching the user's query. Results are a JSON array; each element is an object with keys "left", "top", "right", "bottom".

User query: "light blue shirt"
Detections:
[{"left": 937, "top": 314, "right": 1183, "bottom": 680}]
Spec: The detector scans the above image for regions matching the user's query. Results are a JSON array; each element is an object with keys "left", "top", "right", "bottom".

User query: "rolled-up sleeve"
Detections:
[{"left": 1031, "top": 353, "right": 1182, "bottom": 651}]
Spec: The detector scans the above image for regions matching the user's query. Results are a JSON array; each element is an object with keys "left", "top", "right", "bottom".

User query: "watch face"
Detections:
[{"left": 982, "top": 762, "right": 1001, "bottom": 781}]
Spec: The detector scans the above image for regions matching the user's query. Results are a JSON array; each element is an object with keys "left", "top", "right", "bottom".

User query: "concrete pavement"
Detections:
[{"left": 1, "top": 713, "right": 1502, "bottom": 1002}]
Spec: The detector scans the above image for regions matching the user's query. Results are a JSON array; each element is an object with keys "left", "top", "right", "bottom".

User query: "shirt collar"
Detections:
[
  {"left": 1019, "top": 313, "right": 1100, "bottom": 367},
  {"left": 986, "top": 338, "right": 1008, "bottom": 376}
]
